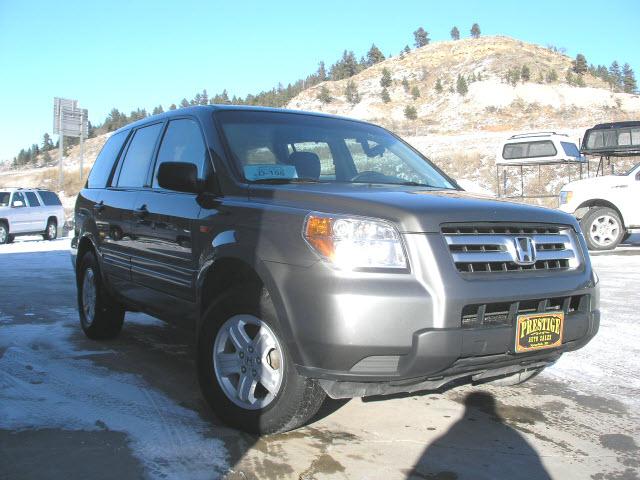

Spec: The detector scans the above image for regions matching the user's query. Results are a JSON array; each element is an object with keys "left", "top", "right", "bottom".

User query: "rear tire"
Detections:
[
  {"left": 77, "top": 251, "right": 124, "bottom": 339},
  {"left": 44, "top": 218, "right": 58, "bottom": 241},
  {"left": 581, "top": 207, "right": 624, "bottom": 251},
  {"left": 197, "top": 286, "right": 326, "bottom": 434}
]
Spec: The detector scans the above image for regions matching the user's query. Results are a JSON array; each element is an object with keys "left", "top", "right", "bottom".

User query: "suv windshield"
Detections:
[
  {"left": 217, "top": 110, "right": 455, "bottom": 189},
  {"left": 0, "top": 192, "right": 9, "bottom": 207}
]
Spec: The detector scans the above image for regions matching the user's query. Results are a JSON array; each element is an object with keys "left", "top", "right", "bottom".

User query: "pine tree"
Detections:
[
  {"left": 456, "top": 74, "right": 468, "bottom": 95},
  {"left": 404, "top": 105, "right": 418, "bottom": 120},
  {"left": 573, "top": 54, "right": 588, "bottom": 75},
  {"left": 413, "top": 27, "right": 430, "bottom": 48},
  {"left": 521, "top": 65, "right": 531, "bottom": 82},
  {"left": 344, "top": 80, "right": 361, "bottom": 105},
  {"left": 401, "top": 77, "right": 410, "bottom": 92},
  {"left": 380, "top": 87, "right": 391, "bottom": 103},
  {"left": 42, "top": 133, "right": 54, "bottom": 152},
  {"left": 330, "top": 50, "right": 360, "bottom": 80},
  {"left": 622, "top": 64, "right": 637, "bottom": 93},
  {"left": 180, "top": 98, "right": 190, "bottom": 108},
  {"left": 366, "top": 44, "right": 386, "bottom": 66},
  {"left": 201, "top": 89, "right": 209, "bottom": 105},
  {"left": 317, "top": 85, "right": 333, "bottom": 104},
  {"left": 470, "top": 23, "right": 481, "bottom": 39},
  {"left": 435, "top": 78, "right": 443, "bottom": 93},
  {"left": 404, "top": 45, "right": 411, "bottom": 54},
  {"left": 411, "top": 85, "right": 420, "bottom": 99},
  {"left": 152, "top": 105, "right": 164, "bottom": 115},
  {"left": 450, "top": 26, "right": 460, "bottom": 40},
  {"left": 380, "top": 68, "right": 392, "bottom": 88},
  {"left": 609, "top": 61, "right": 622, "bottom": 89},
  {"left": 318, "top": 61, "right": 326, "bottom": 81}
]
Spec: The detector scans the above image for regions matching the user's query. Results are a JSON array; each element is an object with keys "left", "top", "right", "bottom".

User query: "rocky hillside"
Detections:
[{"left": 287, "top": 36, "right": 640, "bottom": 134}]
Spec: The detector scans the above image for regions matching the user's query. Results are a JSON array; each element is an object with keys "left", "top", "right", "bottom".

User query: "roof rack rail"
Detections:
[{"left": 508, "top": 131, "right": 567, "bottom": 140}]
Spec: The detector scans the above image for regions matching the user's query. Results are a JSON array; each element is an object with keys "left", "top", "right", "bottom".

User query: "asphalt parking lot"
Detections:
[{"left": 1, "top": 238, "right": 639, "bottom": 480}]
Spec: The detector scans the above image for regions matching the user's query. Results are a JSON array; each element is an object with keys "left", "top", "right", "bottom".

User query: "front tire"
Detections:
[
  {"left": 0, "top": 223, "right": 8, "bottom": 244},
  {"left": 197, "top": 286, "right": 326, "bottom": 434},
  {"left": 580, "top": 207, "right": 624, "bottom": 251},
  {"left": 77, "top": 251, "right": 124, "bottom": 339}
]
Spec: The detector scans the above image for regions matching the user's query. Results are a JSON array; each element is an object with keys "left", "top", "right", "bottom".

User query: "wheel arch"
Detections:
[
  {"left": 577, "top": 199, "right": 626, "bottom": 227},
  {"left": 196, "top": 255, "right": 301, "bottom": 364}
]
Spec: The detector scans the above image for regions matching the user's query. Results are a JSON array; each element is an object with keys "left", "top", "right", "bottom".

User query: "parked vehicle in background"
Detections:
[
  {"left": 71, "top": 106, "right": 600, "bottom": 434},
  {"left": 0, "top": 188, "right": 65, "bottom": 244},
  {"left": 497, "top": 132, "right": 583, "bottom": 166},
  {"left": 495, "top": 132, "right": 585, "bottom": 199},
  {"left": 559, "top": 162, "right": 640, "bottom": 250},
  {"left": 559, "top": 121, "right": 640, "bottom": 250}
]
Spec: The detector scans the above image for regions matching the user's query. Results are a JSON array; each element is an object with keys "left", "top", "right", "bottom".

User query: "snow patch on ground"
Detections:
[
  {"left": 0, "top": 309, "right": 228, "bottom": 478},
  {"left": 0, "top": 237, "right": 71, "bottom": 254},
  {"left": 544, "top": 249, "right": 640, "bottom": 409}
]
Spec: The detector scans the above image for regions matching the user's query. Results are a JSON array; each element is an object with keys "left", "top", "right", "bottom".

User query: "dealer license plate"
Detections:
[{"left": 515, "top": 312, "right": 564, "bottom": 353}]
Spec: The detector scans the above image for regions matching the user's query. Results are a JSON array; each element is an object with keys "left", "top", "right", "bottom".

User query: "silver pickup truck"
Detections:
[{"left": 0, "top": 188, "right": 65, "bottom": 243}]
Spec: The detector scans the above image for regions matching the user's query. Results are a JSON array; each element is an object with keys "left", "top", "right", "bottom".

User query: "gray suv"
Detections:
[
  {"left": 0, "top": 188, "right": 64, "bottom": 243},
  {"left": 71, "top": 106, "right": 599, "bottom": 433}
]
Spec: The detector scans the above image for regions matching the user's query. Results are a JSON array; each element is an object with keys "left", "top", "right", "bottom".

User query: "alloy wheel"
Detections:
[{"left": 213, "top": 314, "right": 284, "bottom": 410}]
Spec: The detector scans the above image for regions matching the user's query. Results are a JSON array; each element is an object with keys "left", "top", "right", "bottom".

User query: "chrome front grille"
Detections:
[{"left": 442, "top": 223, "right": 581, "bottom": 273}]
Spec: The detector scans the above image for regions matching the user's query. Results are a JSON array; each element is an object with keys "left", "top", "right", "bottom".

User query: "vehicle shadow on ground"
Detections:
[{"left": 407, "top": 391, "right": 550, "bottom": 480}]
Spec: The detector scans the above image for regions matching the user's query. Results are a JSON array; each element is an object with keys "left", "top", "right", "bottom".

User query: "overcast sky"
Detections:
[{"left": 0, "top": 0, "right": 638, "bottom": 162}]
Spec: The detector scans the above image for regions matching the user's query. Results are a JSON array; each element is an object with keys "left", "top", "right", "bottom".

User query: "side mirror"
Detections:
[
  {"left": 157, "top": 162, "right": 203, "bottom": 194},
  {"left": 12, "top": 200, "right": 24, "bottom": 208}
]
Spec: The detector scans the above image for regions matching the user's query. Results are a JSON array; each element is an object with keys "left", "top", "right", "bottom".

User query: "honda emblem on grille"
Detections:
[{"left": 513, "top": 237, "right": 536, "bottom": 265}]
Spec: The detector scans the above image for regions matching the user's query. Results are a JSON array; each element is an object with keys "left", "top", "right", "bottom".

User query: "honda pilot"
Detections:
[{"left": 71, "top": 106, "right": 600, "bottom": 434}]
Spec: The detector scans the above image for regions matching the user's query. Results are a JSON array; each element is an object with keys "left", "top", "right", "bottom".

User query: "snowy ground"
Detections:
[{"left": 1, "top": 237, "right": 639, "bottom": 479}]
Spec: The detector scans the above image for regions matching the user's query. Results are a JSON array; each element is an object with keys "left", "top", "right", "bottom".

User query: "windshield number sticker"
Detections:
[{"left": 244, "top": 164, "right": 297, "bottom": 181}]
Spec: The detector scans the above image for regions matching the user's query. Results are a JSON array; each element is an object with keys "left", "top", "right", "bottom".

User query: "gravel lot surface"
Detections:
[{"left": 1, "top": 237, "right": 638, "bottom": 480}]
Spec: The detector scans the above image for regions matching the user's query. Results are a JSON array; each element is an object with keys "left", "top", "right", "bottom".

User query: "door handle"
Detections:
[
  {"left": 93, "top": 201, "right": 105, "bottom": 213},
  {"left": 133, "top": 205, "right": 149, "bottom": 218}
]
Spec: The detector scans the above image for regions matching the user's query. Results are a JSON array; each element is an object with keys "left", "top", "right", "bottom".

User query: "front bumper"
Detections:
[{"left": 263, "top": 232, "right": 599, "bottom": 397}]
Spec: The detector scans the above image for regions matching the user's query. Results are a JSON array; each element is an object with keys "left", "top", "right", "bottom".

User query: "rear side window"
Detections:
[
  {"left": 38, "top": 191, "right": 62, "bottom": 206},
  {"left": 503, "top": 140, "right": 557, "bottom": 159},
  {"left": 25, "top": 192, "right": 40, "bottom": 207},
  {"left": 88, "top": 130, "right": 128, "bottom": 188},
  {"left": 117, "top": 123, "right": 163, "bottom": 188},
  {"left": 152, "top": 119, "right": 206, "bottom": 188}
]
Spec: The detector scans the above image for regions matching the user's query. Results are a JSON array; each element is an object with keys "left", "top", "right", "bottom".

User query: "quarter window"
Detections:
[
  {"left": 88, "top": 130, "right": 129, "bottom": 188},
  {"left": 153, "top": 119, "right": 206, "bottom": 188},
  {"left": 117, "top": 123, "right": 163, "bottom": 188},
  {"left": 25, "top": 191, "right": 40, "bottom": 207},
  {"left": 38, "top": 191, "right": 62, "bottom": 206}
]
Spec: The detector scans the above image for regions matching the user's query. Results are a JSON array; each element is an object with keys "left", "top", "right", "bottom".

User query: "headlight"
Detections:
[
  {"left": 303, "top": 213, "right": 407, "bottom": 270},
  {"left": 559, "top": 191, "right": 573, "bottom": 205}
]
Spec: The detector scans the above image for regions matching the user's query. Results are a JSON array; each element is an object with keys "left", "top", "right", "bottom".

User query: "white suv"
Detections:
[
  {"left": 559, "top": 162, "right": 640, "bottom": 250},
  {"left": 0, "top": 188, "right": 65, "bottom": 244}
]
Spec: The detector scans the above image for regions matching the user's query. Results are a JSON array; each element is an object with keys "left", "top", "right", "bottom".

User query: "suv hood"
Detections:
[
  {"left": 562, "top": 174, "right": 630, "bottom": 191},
  {"left": 249, "top": 184, "right": 578, "bottom": 233}
]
